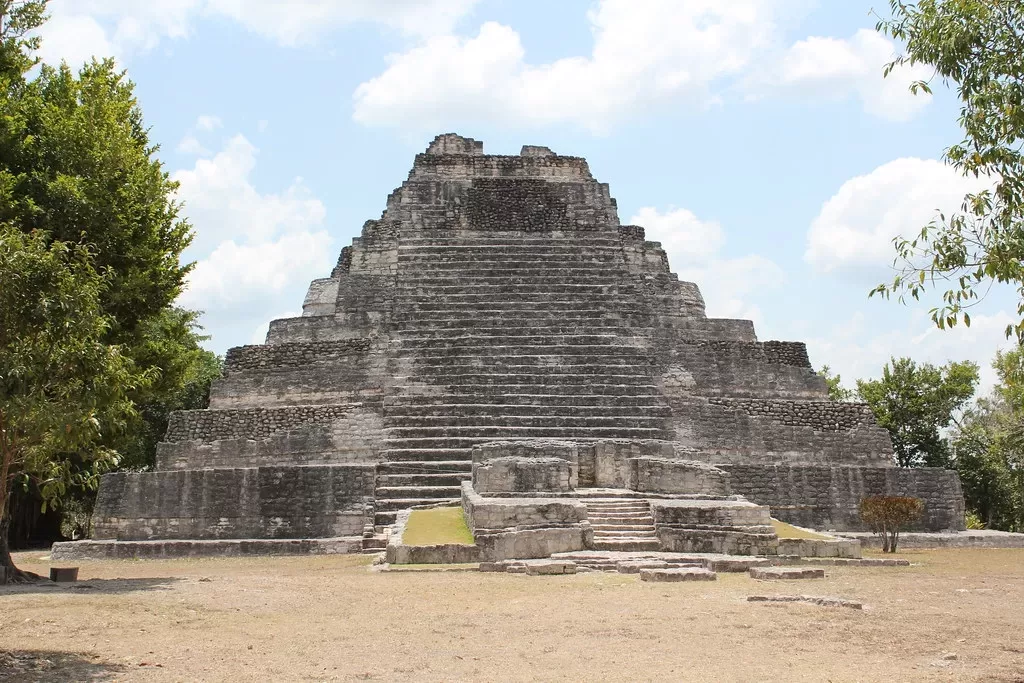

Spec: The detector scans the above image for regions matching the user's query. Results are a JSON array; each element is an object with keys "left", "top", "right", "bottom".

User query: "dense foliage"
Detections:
[
  {"left": 873, "top": 0, "right": 1024, "bottom": 341},
  {"left": 856, "top": 358, "right": 979, "bottom": 468},
  {"left": 0, "top": 228, "right": 139, "bottom": 578},
  {"left": 1, "top": 1, "right": 218, "bottom": 570}
]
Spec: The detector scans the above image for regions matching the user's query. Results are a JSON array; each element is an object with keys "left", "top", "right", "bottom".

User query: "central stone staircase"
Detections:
[
  {"left": 583, "top": 499, "right": 661, "bottom": 551},
  {"left": 373, "top": 235, "right": 673, "bottom": 526}
]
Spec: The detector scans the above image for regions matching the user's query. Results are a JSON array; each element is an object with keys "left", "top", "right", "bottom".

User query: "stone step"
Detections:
[
  {"left": 393, "top": 293, "right": 634, "bottom": 303},
  {"left": 593, "top": 529, "right": 657, "bottom": 538},
  {"left": 385, "top": 426, "right": 671, "bottom": 440},
  {"left": 377, "top": 459, "right": 473, "bottom": 473},
  {"left": 591, "top": 539, "right": 663, "bottom": 552},
  {"left": 386, "top": 404, "right": 671, "bottom": 417},
  {"left": 392, "top": 343, "right": 651, "bottom": 356},
  {"left": 589, "top": 516, "right": 656, "bottom": 525},
  {"left": 376, "top": 473, "right": 470, "bottom": 487},
  {"left": 393, "top": 283, "right": 634, "bottom": 293},
  {"left": 403, "top": 360, "right": 658, "bottom": 373},
  {"left": 392, "top": 386, "right": 663, "bottom": 398},
  {"left": 385, "top": 395, "right": 667, "bottom": 407},
  {"left": 381, "top": 448, "right": 478, "bottom": 462},
  {"left": 393, "top": 302, "right": 650, "bottom": 313},
  {"left": 398, "top": 274, "right": 631, "bottom": 285},
  {"left": 393, "top": 322, "right": 641, "bottom": 334},
  {"left": 591, "top": 524, "right": 656, "bottom": 532},
  {"left": 386, "top": 415, "right": 667, "bottom": 429},
  {"left": 374, "top": 486, "right": 463, "bottom": 499},
  {"left": 402, "top": 267, "right": 626, "bottom": 277},
  {"left": 374, "top": 497, "right": 461, "bottom": 512},
  {"left": 390, "top": 373, "right": 656, "bottom": 386},
  {"left": 383, "top": 432, "right": 672, "bottom": 450}
]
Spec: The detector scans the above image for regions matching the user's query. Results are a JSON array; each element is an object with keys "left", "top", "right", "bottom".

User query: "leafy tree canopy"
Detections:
[
  {"left": 856, "top": 357, "right": 979, "bottom": 467},
  {"left": 873, "top": 0, "right": 1024, "bottom": 342},
  {"left": 0, "top": 227, "right": 142, "bottom": 578},
  {"left": 818, "top": 365, "right": 855, "bottom": 402}
]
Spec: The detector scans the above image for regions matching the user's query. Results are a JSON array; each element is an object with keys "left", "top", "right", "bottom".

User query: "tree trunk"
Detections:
[
  {"left": 891, "top": 530, "right": 899, "bottom": 554},
  {"left": 0, "top": 483, "right": 43, "bottom": 583}
]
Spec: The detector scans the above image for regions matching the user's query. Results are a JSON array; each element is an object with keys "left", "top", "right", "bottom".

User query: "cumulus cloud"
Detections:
[
  {"left": 38, "top": 0, "right": 479, "bottom": 66},
  {"left": 805, "top": 157, "right": 992, "bottom": 274},
  {"left": 353, "top": 1, "right": 782, "bottom": 132},
  {"left": 629, "top": 206, "right": 784, "bottom": 325},
  {"left": 173, "top": 134, "right": 326, "bottom": 254},
  {"left": 746, "top": 29, "right": 933, "bottom": 121},
  {"left": 172, "top": 133, "right": 332, "bottom": 350}
]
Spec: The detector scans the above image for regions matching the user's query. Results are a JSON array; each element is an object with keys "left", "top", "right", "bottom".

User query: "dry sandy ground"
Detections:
[{"left": 2, "top": 549, "right": 1024, "bottom": 682}]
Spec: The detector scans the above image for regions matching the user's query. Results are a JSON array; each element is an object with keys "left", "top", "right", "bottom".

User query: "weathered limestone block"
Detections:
[
  {"left": 652, "top": 499, "right": 778, "bottom": 556},
  {"left": 639, "top": 567, "right": 717, "bottom": 582},
  {"left": 473, "top": 456, "right": 574, "bottom": 493},
  {"left": 525, "top": 560, "right": 576, "bottom": 575},
  {"left": 776, "top": 537, "right": 861, "bottom": 559},
  {"left": 749, "top": 566, "right": 826, "bottom": 580},
  {"left": 630, "top": 457, "right": 731, "bottom": 495}
]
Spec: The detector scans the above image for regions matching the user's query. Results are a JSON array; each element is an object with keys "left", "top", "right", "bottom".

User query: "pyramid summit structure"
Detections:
[{"left": 59, "top": 134, "right": 964, "bottom": 560}]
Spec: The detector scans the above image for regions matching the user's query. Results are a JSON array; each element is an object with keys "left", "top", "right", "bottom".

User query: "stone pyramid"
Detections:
[{"left": 63, "top": 134, "right": 964, "bottom": 559}]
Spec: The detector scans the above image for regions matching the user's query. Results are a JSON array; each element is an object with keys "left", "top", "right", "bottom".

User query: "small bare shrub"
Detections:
[{"left": 859, "top": 496, "right": 924, "bottom": 553}]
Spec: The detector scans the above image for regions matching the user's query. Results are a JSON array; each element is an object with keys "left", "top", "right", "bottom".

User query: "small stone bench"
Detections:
[
  {"left": 639, "top": 567, "right": 717, "bottom": 582},
  {"left": 749, "top": 566, "right": 825, "bottom": 580}
]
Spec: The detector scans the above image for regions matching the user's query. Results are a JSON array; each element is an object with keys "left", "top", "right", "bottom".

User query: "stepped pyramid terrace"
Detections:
[{"left": 54, "top": 134, "right": 965, "bottom": 562}]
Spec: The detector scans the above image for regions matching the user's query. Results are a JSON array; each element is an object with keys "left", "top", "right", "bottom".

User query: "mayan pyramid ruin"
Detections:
[{"left": 57, "top": 134, "right": 966, "bottom": 560}]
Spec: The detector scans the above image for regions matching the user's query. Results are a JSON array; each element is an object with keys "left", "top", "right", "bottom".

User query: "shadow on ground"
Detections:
[
  {"left": 0, "top": 576, "right": 181, "bottom": 595},
  {"left": 0, "top": 649, "right": 125, "bottom": 682}
]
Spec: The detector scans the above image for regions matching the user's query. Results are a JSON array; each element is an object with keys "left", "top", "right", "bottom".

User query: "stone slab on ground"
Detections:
[
  {"left": 480, "top": 559, "right": 577, "bottom": 575},
  {"left": 837, "top": 530, "right": 1024, "bottom": 550},
  {"left": 750, "top": 566, "right": 825, "bottom": 580},
  {"left": 748, "top": 595, "right": 862, "bottom": 609},
  {"left": 51, "top": 537, "right": 363, "bottom": 561},
  {"left": 616, "top": 560, "right": 671, "bottom": 574},
  {"left": 707, "top": 557, "right": 772, "bottom": 573},
  {"left": 800, "top": 557, "right": 910, "bottom": 567},
  {"left": 639, "top": 567, "right": 717, "bottom": 582}
]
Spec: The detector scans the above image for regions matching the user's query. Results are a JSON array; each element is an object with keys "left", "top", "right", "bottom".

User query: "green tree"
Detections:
[
  {"left": 951, "top": 345, "right": 1024, "bottom": 530},
  {"left": 818, "top": 365, "right": 855, "bottom": 402},
  {"left": 0, "top": 228, "right": 143, "bottom": 580},
  {"left": 856, "top": 357, "right": 979, "bottom": 467},
  {"left": 873, "top": 0, "right": 1024, "bottom": 342},
  {"left": 1, "top": 1, "right": 215, "bottom": 535}
]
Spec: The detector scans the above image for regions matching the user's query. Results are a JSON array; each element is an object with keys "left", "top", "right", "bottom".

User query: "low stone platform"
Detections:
[
  {"left": 748, "top": 595, "right": 862, "bottom": 609},
  {"left": 836, "top": 530, "right": 1024, "bottom": 550},
  {"left": 50, "top": 537, "right": 363, "bottom": 561},
  {"left": 639, "top": 567, "right": 717, "bottom": 582},
  {"left": 797, "top": 557, "right": 910, "bottom": 567},
  {"left": 749, "top": 566, "right": 825, "bottom": 580},
  {"left": 480, "top": 559, "right": 578, "bottom": 575},
  {"left": 551, "top": 550, "right": 772, "bottom": 573}
]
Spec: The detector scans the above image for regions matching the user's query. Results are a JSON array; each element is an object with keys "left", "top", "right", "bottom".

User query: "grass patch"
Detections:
[
  {"left": 402, "top": 507, "right": 475, "bottom": 546},
  {"left": 771, "top": 519, "right": 832, "bottom": 540}
]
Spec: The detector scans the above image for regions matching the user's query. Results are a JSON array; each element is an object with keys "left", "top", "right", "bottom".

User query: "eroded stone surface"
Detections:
[
  {"left": 748, "top": 595, "right": 862, "bottom": 609},
  {"left": 639, "top": 567, "right": 717, "bottom": 582},
  {"left": 749, "top": 566, "right": 826, "bottom": 580}
]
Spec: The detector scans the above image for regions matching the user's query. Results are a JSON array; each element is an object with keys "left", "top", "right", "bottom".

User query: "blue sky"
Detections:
[{"left": 36, "top": 0, "right": 1019, "bottom": 393}]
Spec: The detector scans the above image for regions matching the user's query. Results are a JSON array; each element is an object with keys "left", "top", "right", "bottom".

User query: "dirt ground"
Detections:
[{"left": 2, "top": 549, "right": 1024, "bottom": 682}]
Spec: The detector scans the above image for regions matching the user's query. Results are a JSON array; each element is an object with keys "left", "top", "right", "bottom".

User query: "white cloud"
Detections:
[
  {"left": 807, "top": 309, "right": 1018, "bottom": 397},
  {"left": 746, "top": 29, "right": 933, "bottom": 121},
  {"left": 629, "top": 207, "right": 784, "bottom": 325},
  {"left": 353, "top": 1, "right": 782, "bottom": 132},
  {"left": 38, "top": 0, "right": 479, "bottom": 66},
  {"left": 176, "top": 134, "right": 210, "bottom": 157},
  {"left": 172, "top": 134, "right": 332, "bottom": 350},
  {"left": 179, "top": 232, "right": 332, "bottom": 312},
  {"left": 805, "top": 157, "right": 992, "bottom": 274},
  {"left": 195, "top": 114, "right": 222, "bottom": 131},
  {"left": 173, "top": 134, "right": 326, "bottom": 254}
]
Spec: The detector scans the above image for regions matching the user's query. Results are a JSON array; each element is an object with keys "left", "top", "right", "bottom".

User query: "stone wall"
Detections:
[
  {"left": 632, "top": 458, "right": 731, "bottom": 496},
  {"left": 651, "top": 499, "right": 777, "bottom": 555},
  {"left": 92, "top": 465, "right": 375, "bottom": 541},
  {"left": 224, "top": 339, "right": 376, "bottom": 372},
  {"left": 165, "top": 404, "right": 380, "bottom": 443},
  {"left": 721, "top": 464, "right": 966, "bottom": 531},
  {"left": 461, "top": 483, "right": 586, "bottom": 533},
  {"left": 473, "top": 457, "right": 575, "bottom": 493},
  {"left": 666, "top": 398, "right": 894, "bottom": 466}
]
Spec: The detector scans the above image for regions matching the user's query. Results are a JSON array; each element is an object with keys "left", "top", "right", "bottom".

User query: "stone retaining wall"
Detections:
[
  {"left": 91, "top": 465, "right": 375, "bottom": 541},
  {"left": 722, "top": 464, "right": 966, "bottom": 531}
]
